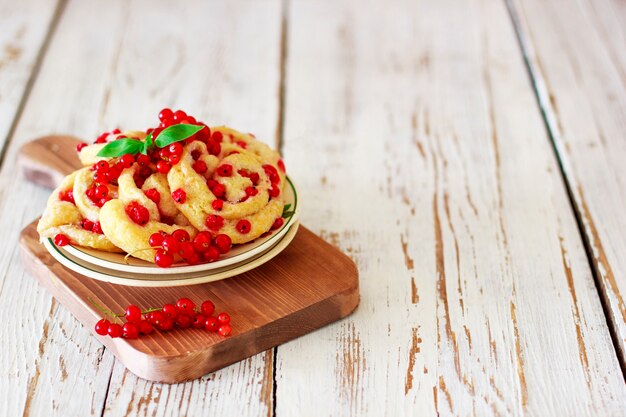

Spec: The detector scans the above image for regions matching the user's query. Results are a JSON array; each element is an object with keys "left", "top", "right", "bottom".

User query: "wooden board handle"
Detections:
[{"left": 18, "top": 135, "right": 84, "bottom": 189}]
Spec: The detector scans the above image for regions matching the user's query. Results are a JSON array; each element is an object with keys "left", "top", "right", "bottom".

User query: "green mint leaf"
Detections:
[
  {"left": 282, "top": 210, "right": 295, "bottom": 219},
  {"left": 140, "top": 133, "right": 153, "bottom": 155},
  {"left": 283, "top": 203, "right": 292, "bottom": 212},
  {"left": 154, "top": 124, "right": 203, "bottom": 148},
  {"left": 96, "top": 139, "right": 144, "bottom": 157}
]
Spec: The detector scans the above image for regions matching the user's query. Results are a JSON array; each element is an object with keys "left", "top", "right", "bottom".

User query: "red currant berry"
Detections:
[
  {"left": 249, "top": 172, "right": 260, "bottom": 185},
  {"left": 169, "top": 153, "right": 181, "bottom": 165},
  {"left": 92, "top": 221, "right": 103, "bottom": 234},
  {"left": 58, "top": 190, "right": 75, "bottom": 204},
  {"left": 144, "top": 188, "right": 160, "bottom": 204},
  {"left": 95, "top": 319, "right": 110, "bottom": 336},
  {"left": 205, "top": 214, "right": 224, "bottom": 231},
  {"left": 168, "top": 142, "right": 183, "bottom": 156},
  {"left": 172, "top": 229, "right": 190, "bottom": 242},
  {"left": 173, "top": 110, "right": 187, "bottom": 121},
  {"left": 204, "top": 246, "right": 220, "bottom": 262},
  {"left": 155, "top": 249, "right": 173, "bottom": 267},
  {"left": 159, "top": 318, "right": 175, "bottom": 331},
  {"left": 175, "top": 314, "right": 193, "bottom": 329},
  {"left": 149, "top": 232, "right": 165, "bottom": 247},
  {"left": 95, "top": 160, "right": 109, "bottom": 171},
  {"left": 136, "top": 154, "right": 150, "bottom": 166},
  {"left": 162, "top": 303, "right": 179, "bottom": 320},
  {"left": 236, "top": 219, "right": 252, "bottom": 234},
  {"left": 217, "top": 164, "right": 233, "bottom": 177},
  {"left": 159, "top": 108, "right": 173, "bottom": 121},
  {"left": 158, "top": 147, "right": 170, "bottom": 160},
  {"left": 82, "top": 219, "right": 95, "bottom": 231},
  {"left": 236, "top": 140, "right": 247, "bottom": 149},
  {"left": 217, "top": 312, "right": 231, "bottom": 325},
  {"left": 76, "top": 142, "right": 88, "bottom": 152},
  {"left": 204, "top": 316, "right": 219, "bottom": 332},
  {"left": 211, "top": 131, "right": 223, "bottom": 142},
  {"left": 200, "top": 300, "right": 215, "bottom": 316},
  {"left": 54, "top": 234, "right": 70, "bottom": 246},
  {"left": 162, "top": 235, "right": 180, "bottom": 253},
  {"left": 218, "top": 324, "right": 232, "bottom": 337},
  {"left": 269, "top": 186, "right": 280, "bottom": 198},
  {"left": 211, "top": 183, "right": 226, "bottom": 198},
  {"left": 263, "top": 164, "right": 280, "bottom": 184},
  {"left": 211, "top": 199, "right": 224, "bottom": 211},
  {"left": 107, "top": 323, "right": 123, "bottom": 338},
  {"left": 207, "top": 141, "right": 221, "bottom": 156},
  {"left": 214, "top": 234, "right": 232, "bottom": 254},
  {"left": 192, "top": 160, "right": 207, "bottom": 174},
  {"left": 148, "top": 310, "right": 166, "bottom": 327},
  {"left": 95, "top": 185, "right": 108, "bottom": 199},
  {"left": 192, "top": 232, "right": 212, "bottom": 252},
  {"left": 245, "top": 186, "right": 258, "bottom": 197},
  {"left": 271, "top": 217, "right": 284, "bottom": 230},
  {"left": 122, "top": 322, "right": 139, "bottom": 339},
  {"left": 126, "top": 202, "right": 150, "bottom": 225},
  {"left": 277, "top": 159, "right": 286, "bottom": 172},
  {"left": 125, "top": 305, "right": 142, "bottom": 323},
  {"left": 156, "top": 160, "right": 171, "bottom": 174},
  {"left": 192, "top": 314, "right": 206, "bottom": 329},
  {"left": 176, "top": 298, "right": 195, "bottom": 315},
  {"left": 172, "top": 188, "right": 186, "bottom": 204},
  {"left": 179, "top": 241, "right": 196, "bottom": 260},
  {"left": 138, "top": 320, "right": 153, "bottom": 335},
  {"left": 119, "top": 154, "right": 135, "bottom": 168}
]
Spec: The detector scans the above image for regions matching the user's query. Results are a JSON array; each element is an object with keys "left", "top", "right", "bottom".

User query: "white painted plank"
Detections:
[
  {"left": 509, "top": 0, "right": 626, "bottom": 363},
  {"left": 1, "top": 0, "right": 282, "bottom": 415},
  {"left": 0, "top": 0, "right": 61, "bottom": 151},
  {"left": 275, "top": 0, "right": 626, "bottom": 415}
]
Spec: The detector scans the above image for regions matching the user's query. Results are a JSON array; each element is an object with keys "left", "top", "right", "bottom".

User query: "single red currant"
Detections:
[
  {"left": 277, "top": 159, "right": 286, "bottom": 172},
  {"left": 82, "top": 219, "right": 95, "bottom": 231},
  {"left": 245, "top": 187, "right": 258, "bottom": 197},
  {"left": 173, "top": 110, "right": 187, "bottom": 121},
  {"left": 144, "top": 188, "right": 161, "bottom": 204},
  {"left": 192, "top": 314, "right": 206, "bottom": 329},
  {"left": 192, "top": 231, "right": 212, "bottom": 252},
  {"left": 76, "top": 142, "right": 88, "bottom": 152},
  {"left": 200, "top": 300, "right": 215, "bottom": 316},
  {"left": 159, "top": 319, "right": 175, "bottom": 331},
  {"left": 107, "top": 323, "right": 123, "bottom": 338},
  {"left": 162, "top": 303, "right": 179, "bottom": 320},
  {"left": 159, "top": 108, "right": 173, "bottom": 121},
  {"left": 126, "top": 202, "right": 150, "bottom": 225},
  {"left": 95, "top": 319, "right": 110, "bottom": 336},
  {"left": 148, "top": 310, "right": 166, "bottom": 327},
  {"left": 54, "top": 234, "right": 70, "bottom": 246},
  {"left": 136, "top": 154, "right": 150, "bottom": 166},
  {"left": 138, "top": 320, "right": 153, "bottom": 335},
  {"left": 95, "top": 185, "right": 108, "bottom": 199},
  {"left": 125, "top": 305, "right": 142, "bottom": 323},
  {"left": 214, "top": 234, "right": 232, "bottom": 254},
  {"left": 218, "top": 324, "right": 232, "bottom": 337},
  {"left": 211, "top": 131, "right": 223, "bottom": 142},
  {"left": 168, "top": 142, "right": 183, "bottom": 156},
  {"left": 119, "top": 153, "right": 135, "bottom": 168},
  {"left": 207, "top": 141, "right": 221, "bottom": 156},
  {"left": 169, "top": 153, "right": 181, "bottom": 165},
  {"left": 172, "top": 229, "right": 190, "bottom": 242},
  {"left": 205, "top": 214, "right": 224, "bottom": 231},
  {"left": 204, "top": 246, "right": 220, "bottom": 262},
  {"left": 156, "top": 160, "right": 171, "bottom": 174},
  {"left": 149, "top": 232, "right": 165, "bottom": 247},
  {"left": 269, "top": 186, "right": 280, "bottom": 198},
  {"left": 176, "top": 314, "right": 193, "bottom": 329},
  {"left": 172, "top": 188, "right": 186, "bottom": 203},
  {"left": 217, "top": 164, "right": 233, "bottom": 177},
  {"left": 211, "top": 199, "right": 224, "bottom": 211},
  {"left": 179, "top": 241, "right": 196, "bottom": 261},
  {"left": 210, "top": 183, "right": 226, "bottom": 198},
  {"left": 271, "top": 217, "right": 284, "bottom": 230},
  {"left": 92, "top": 221, "right": 103, "bottom": 234},
  {"left": 217, "top": 312, "right": 231, "bottom": 325},
  {"left": 236, "top": 219, "right": 252, "bottom": 234},
  {"left": 154, "top": 249, "right": 173, "bottom": 268},
  {"left": 162, "top": 235, "right": 180, "bottom": 253},
  {"left": 192, "top": 160, "right": 208, "bottom": 174},
  {"left": 176, "top": 298, "right": 195, "bottom": 315},
  {"left": 249, "top": 172, "right": 260, "bottom": 185},
  {"left": 122, "top": 322, "right": 139, "bottom": 339},
  {"left": 204, "top": 316, "right": 219, "bottom": 332}
]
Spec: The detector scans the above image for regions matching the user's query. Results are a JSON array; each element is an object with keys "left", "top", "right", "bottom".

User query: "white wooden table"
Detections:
[{"left": 1, "top": 0, "right": 625, "bottom": 415}]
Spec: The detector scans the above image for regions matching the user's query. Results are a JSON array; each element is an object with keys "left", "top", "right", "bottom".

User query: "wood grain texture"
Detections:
[
  {"left": 509, "top": 0, "right": 626, "bottom": 365},
  {"left": 275, "top": 0, "right": 626, "bottom": 416},
  {"left": 0, "top": 0, "right": 62, "bottom": 154},
  {"left": 2, "top": 0, "right": 286, "bottom": 415},
  {"left": 20, "top": 220, "right": 358, "bottom": 382}
]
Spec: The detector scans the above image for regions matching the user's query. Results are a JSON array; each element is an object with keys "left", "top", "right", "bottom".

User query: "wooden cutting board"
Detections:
[{"left": 18, "top": 136, "right": 359, "bottom": 383}]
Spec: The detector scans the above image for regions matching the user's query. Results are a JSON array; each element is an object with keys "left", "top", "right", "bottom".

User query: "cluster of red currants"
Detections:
[
  {"left": 148, "top": 229, "right": 232, "bottom": 267},
  {"left": 93, "top": 297, "right": 232, "bottom": 339}
]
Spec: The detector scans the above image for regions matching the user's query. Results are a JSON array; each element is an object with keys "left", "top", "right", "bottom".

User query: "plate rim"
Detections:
[
  {"left": 43, "top": 222, "right": 300, "bottom": 287},
  {"left": 59, "top": 176, "right": 299, "bottom": 274}
]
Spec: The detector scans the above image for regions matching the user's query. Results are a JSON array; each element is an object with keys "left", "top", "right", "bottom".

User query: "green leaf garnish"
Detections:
[
  {"left": 96, "top": 139, "right": 144, "bottom": 157},
  {"left": 154, "top": 124, "right": 203, "bottom": 148},
  {"left": 140, "top": 133, "right": 153, "bottom": 155}
]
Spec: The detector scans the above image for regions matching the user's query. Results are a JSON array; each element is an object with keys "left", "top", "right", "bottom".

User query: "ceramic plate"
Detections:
[
  {"left": 60, "top": 176, "right": 299, "bottom": 274},
  {"left": 43, "top": 222, "right": 300, "bottom": 287}
]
